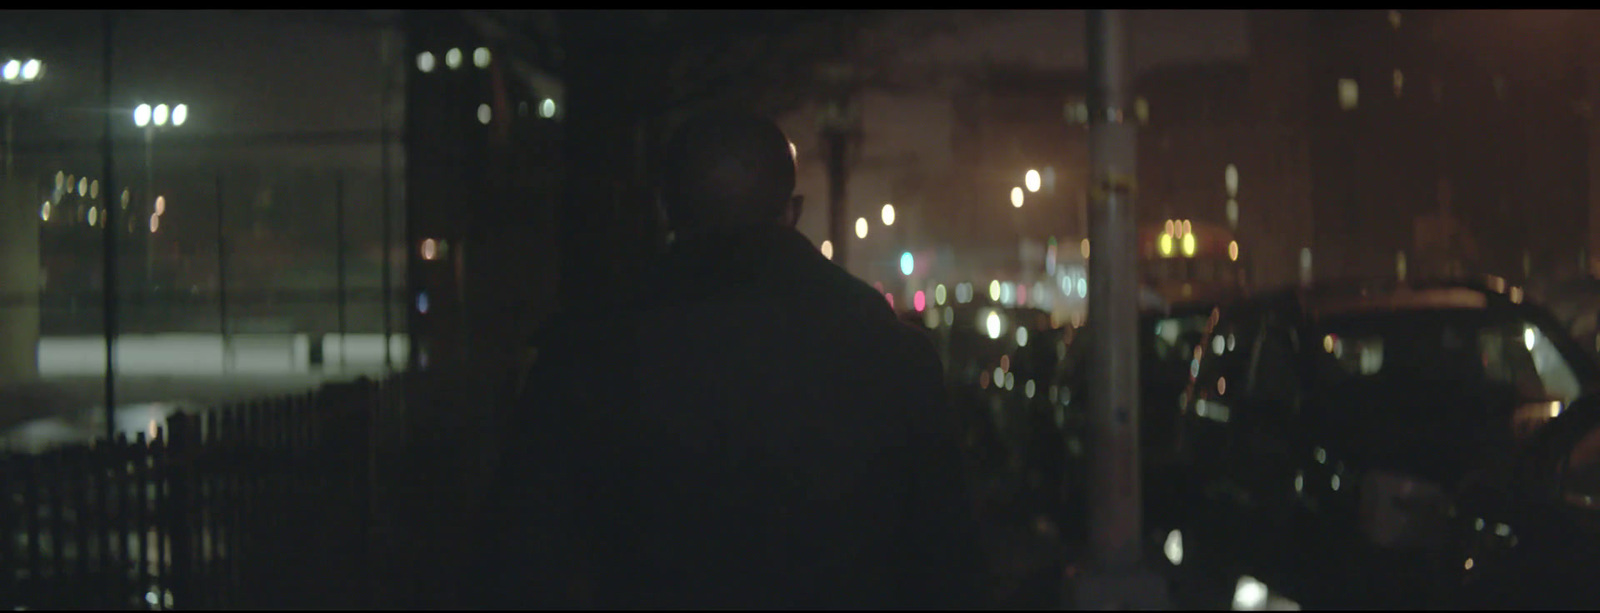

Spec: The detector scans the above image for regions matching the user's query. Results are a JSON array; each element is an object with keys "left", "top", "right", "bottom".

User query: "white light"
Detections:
[
  {"left": 171, "top": 104, "right": 187, "bottom": 127},
  {"left": 1212, "top": 335, "right": 1226, "bottom": 355},
  {"left": 935, "top": 284, "right": 946, "bottom": 305},
  {"left": 1294, "top": 472, "right": 1304, "bottom": 493},
  {"left": 39, "top": 202, "right": 49, "bottom": 221},
  {"left": 77, "top": 178, "right": 87, "bottom": 197},
  {"left": 134, "top": 104, "right": 152, "bottom": 127},
  {"left": 882, "top": 203, "right": 895, "bottom": 226},
  {"left": 788, "top": 141, "right": 797, "bottom": 161},
  {"left": 1331, "top": 475, "right": 1341, "bottom": 491},
  {"left": 2, "top": 60, "right": 18, "bottom": 81},
  {"left": 990, "top": 280, "right": 1001, "bottom": 302},
  {"left": 1234, "top": 575, "right": 1268, "bottom": 610},
  {"left": 1525, "top": 326, "right": 1538, "bottom": 351},
  {"left": 1164, "top": 529, "right": 1183, "bottom": 566},
  {"left": 540, "top": 98, "right": 557, "bottom": 118},
  {"left": 445, "top": 48, "right": 463, "bottom": 70},
  {"left": 1016, "top": 326, "right": 1028, "bottom": 347},
  {"left": 1025, "top": 169, "right": 1041, "bottom": 193},
  {"left": 1011, "top": 186, "right": 1025, "bottom": 208},
  {"left": 477, "top": 104, "right": 492, "bottom": 125},
  {"left": 986, "top": 311, "right": 1003, "bottom": 340},
  {"left": 473, "top": 47, "right": 491, "bottom": 68},
  {"left": 1339, "top": 78, "right": 1360, "bottom": 111},
  {"left": 153, "top": 104, "right": 169, "bottom": 127},
  {"left": 87, "top": 207, "right": 97, "bottom": 226},
  {"left": 820, "top": 240, "right": 833, "bottom": 260},
  {"left": 149, "top": 213, "right": 160, "bottom": 233},
  {"left": 154, "top": 196, "right": 166, "bottom": 216},
  {"left": 1076, "top": 277, "right": 1087, "bottom": 298},
  {"left": 855, "top": 217, "right": 868, "bottom": 239},
  {"left": 1225, "top": 164, "right": 1239, "bottom": 196},
  {"left": 21, "top": 59, "right": 41, "bottom": 81},
  {"left": 89, "top": 180, "right": 99, "bottom": 199},
  {"left": 417, "top": 51, "right": 436, "bottom": 73}
]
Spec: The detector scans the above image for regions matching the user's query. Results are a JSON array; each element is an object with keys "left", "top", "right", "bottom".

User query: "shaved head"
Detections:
[{"left": 660, "top": 112, "right": 798, "bottom": 235}]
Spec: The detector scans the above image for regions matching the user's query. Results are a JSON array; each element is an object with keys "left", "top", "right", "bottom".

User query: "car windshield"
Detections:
[{"left": 1311, "top": 308, "right": 1585, "bottom": 405}]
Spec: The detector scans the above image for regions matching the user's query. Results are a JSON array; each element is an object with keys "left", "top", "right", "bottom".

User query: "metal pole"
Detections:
[
  {"left": 216, "top": 173, "right": 229, "bottom": 373},
  {"left": 144, "top": 128, "right": 154, "bottom": 294},
  {"left": 101, "top": 10, "right": 120, "bottom": 442},
  {"left": 1073, "top": 9, "right": 1171, "bottom": 610},
  {"left": 336, "top": 174, "right": 348, "bottom": 374},
  {"left": 824, "top": 126, "right": 849, "bottom": 269},
  {"left": 379, "top": 28, "right": 394, "bottom": 372}
]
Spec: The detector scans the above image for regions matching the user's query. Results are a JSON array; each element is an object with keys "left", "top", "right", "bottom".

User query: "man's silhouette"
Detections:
[{"left": 472, "top": 112, "right": 984, "bottom": 609}]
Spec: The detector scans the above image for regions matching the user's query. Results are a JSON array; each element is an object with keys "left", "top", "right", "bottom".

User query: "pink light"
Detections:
[
  {"left": 914, "top": 290, "right": 926, "bottom": 312},
  {"left": 886, "top": 293, "right": 895, "bottom": 309},
  {"left": 874, "top": 281, "right": 885, "bottom": 292},
  {"left": 1017, "top": 284, "right": 1028, "bottom": 305}
]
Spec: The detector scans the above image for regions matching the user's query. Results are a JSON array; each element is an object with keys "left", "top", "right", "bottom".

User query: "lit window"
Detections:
[
  {"left": 1338, "top": 79, "right": 1359, "bottom": 111},
  {"left": 1135, "top": 97, "right": 1150, "bottom": 125},
  {"left": 1389, "top": 10, "right": 1402, "bottom": 30}
]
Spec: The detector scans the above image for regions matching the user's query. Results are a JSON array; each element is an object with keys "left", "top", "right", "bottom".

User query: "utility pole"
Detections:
[
  {"left": 819, "top": 63, "right": 858, "bottom": 270},
  {"left": 1072, "top": 9, "right": 1172, "bottom": 610},
  {"left": 101, "top": 9, "right": 120, "bottom": 441}
]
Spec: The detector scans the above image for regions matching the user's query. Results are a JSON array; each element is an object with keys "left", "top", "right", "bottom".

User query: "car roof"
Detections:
[{"left": 1243, "top": 279, "right": 1511, "bottom": 320}]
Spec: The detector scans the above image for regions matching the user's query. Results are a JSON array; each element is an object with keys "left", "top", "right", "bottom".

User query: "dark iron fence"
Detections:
[{"left": 1, "top": 377, "right": 402, "bottom": 610}]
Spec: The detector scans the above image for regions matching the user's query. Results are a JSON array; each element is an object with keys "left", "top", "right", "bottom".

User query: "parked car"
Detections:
[{"left": 1173, "top": 280, "right": 1600, "bottom": 609}]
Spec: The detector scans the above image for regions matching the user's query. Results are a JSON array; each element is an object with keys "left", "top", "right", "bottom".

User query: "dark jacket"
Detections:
[{"left": 472, "top": 225, "right": 985, "bottom": 609}]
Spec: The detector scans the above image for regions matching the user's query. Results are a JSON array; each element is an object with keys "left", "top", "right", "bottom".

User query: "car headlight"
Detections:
[{"left": 1358, "top": 469, "right": 1451, "bottom": 550}]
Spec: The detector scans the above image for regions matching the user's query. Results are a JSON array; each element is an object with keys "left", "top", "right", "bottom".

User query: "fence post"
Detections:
[
  {"left": 1, "top": 452, "right": 18, "bottom": 607},
  {"left": 167, "top": 414, "right": 193, "bottom": 609},
  {"left": 134, "top": 431, "right": 150, "bottom": 607},
  {"left": 46, "top": 451, "right": 66, "bottom": 605}
]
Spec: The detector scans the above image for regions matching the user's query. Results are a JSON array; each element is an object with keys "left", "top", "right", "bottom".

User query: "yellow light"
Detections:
[
  {"left": 855, "top": 217, "right": 869, "bottom": 239},
  {"left": 1181, "top": 233, "right": 1197, "bottom": 257},
  {"left": 1025, "top": 169, "right": 1041, "bottom": 193},
  {"left": 935, "top": 284, "right": 947, "bottom": 305},
  {"left": 1228, "top": 240, "right": 1239, "bottom": 262},
  {"left": 1339, "top": 78, "right": 1360, "bottom": 111},
  {"left": 1324, "top": 335, "right": 1335, "bottom": 353},
  {"left": 39, "top": 202, "right": 49, "bottom": 221},
  {"left": 882, "top": 204, "right": 895, "bottom": 226},
  {"left": 990, "top": 280, "right": 1002, "bottom": 302},
  {"left": 1081, "top": 238, "right": 1090, "bottom": 259},
  {"left": 820, "top": 240, "right": 833, "bottom": 260},
  {"left": 149, "top": 213, "right": 160, "bottom": 233},
  {"left": 421, "top": 238, "right": 438, "bottom": 261},
  {"left": 1011, "top": 187, "right": 1024, "bottom": 208},
  {"left": 1159, "top": 233, "right": 1174, "bottom": 257},
  {"left": 154, "top": 196, "right": 166, "bottom": 216}
]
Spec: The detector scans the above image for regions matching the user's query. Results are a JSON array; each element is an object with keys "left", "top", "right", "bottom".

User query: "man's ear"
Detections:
[{"left": 785, "top": 194, "right": 804, "bottom": 228}]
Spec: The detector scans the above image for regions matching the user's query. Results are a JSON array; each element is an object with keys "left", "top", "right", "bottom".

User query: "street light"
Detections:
[
  {"left": 1011, "top": 186, "right": 1025, "bottom": 208},
  {"left": 1026, "top": 169, "right": 1041, "bottom": 193},
  {"left": 882, "top": 203, "right": 895, "bottom": 226},
  {"left": 855, "top": 217, "right": 869, "bottom": 239},
  {"left": 134, "top": 101, "right": 187, "bottom": 291},
  {"left": 3, "top": 57, "right": 44, "bottom": 178}
]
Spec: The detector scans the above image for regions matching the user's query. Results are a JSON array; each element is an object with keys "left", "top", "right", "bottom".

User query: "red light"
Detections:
[
  {"left": 886, "top": 293, "right": 895, "bottom": 308},
  {"left": 914, "top": 290, "right": 926, "bottom": 312}
]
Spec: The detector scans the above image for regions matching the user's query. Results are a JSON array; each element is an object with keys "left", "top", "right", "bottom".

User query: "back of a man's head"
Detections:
[{"left": 660, "top": 112, "right": 797, "bottom": 235}]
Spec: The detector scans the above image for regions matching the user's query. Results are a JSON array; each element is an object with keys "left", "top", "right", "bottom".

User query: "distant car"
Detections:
[{"left": 1174, "top": 280, "right": 1600, "bottom": 609}]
